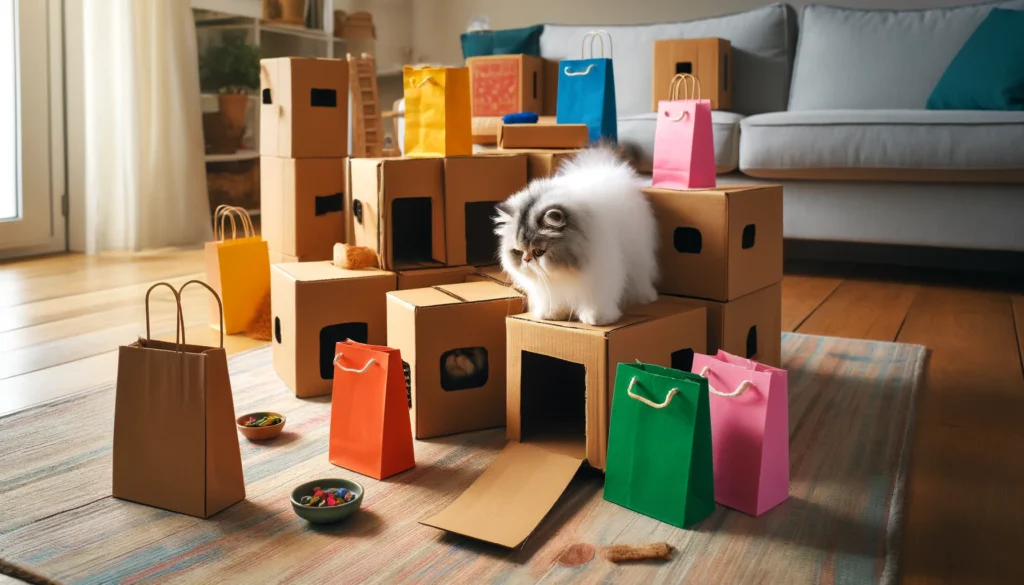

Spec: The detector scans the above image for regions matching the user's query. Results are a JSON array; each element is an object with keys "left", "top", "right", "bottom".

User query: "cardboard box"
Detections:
[
  {"left": 259, "top": 57, "right": 349, "bottom": 158},
  {"left": 269, "top": 250, "right": 313, "bottom": 264},
  {"left": 674, "top": 282, "right": 783, "bottom": 368},
  {"left": 260, "top": 156, "right": 346, "bottom": 261},
  {"left": 644, "top": 184, "right": 782, "bottom": 302},
  {"left": 465, "top": 266, "right": 514, "bottom": 286},
  {"left": 472, "top": 116, "right": 501, "bottom": 146},
  {"left": 397, "top": 266, "right": 474, "bottom": 290},
  {"left": 479, "top": 148, "right": 579, "bottom": 181},
  {"left": 467, "top": 54, "right": 544, "bottom": 117},
  {"left": 387, "top": 282, "right": 526, "bottom": 438},
  {"left": 421, "top": 297, "right": 706, "bottom": 547},
  {"left": 497, "top": 124, "right": 589, "bottom": 149},
  {"left": 542, "top": 59, "right": 559, "bottom": 116},
  {"left": 348, "top": 158, "right": 446, "bottom": 270},
  {"left": 444, "top": 155, "right": 528, "bottom": 266},
  {"left": 270, "top": 262, "right": 396, "bottom": 398},
  {"left": 653, "top": 38, "right": 733, "bottom": 111}
]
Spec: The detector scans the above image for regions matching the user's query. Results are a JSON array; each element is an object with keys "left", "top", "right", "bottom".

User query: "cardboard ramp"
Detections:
[{"left": 420, "top": 442, "right": 582, "bottom": 548}]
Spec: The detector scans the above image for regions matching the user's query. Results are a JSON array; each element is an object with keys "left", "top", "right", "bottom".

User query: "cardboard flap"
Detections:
[
  {"left": 436, "top": 281, "right": 522, "bottom": 302},
  {"left": 276, "top": 262, "right": 393, "bottom": 283},
  {"left": 388, "top": 287, "right": 461, "bottom": 308},
  {"left": 420, "top": 442, "right": 581, "bottom": 548}
]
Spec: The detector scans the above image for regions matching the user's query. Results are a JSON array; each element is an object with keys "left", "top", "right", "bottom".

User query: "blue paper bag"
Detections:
[{"left": 556, "top": 30, "right": 617, "bottom": 143}]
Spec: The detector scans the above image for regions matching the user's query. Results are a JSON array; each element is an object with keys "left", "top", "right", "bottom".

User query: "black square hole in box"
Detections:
[
  {"left": 746, "top": 326, "right": 758, "bottom": 360},
  {"left": 674, "top": 227, "right": 703, "bottom": 254},
  {"left": 310, "top": 88, "right": 337, "bottom": 108},
  {"left": 392, "top": 198, "right": 434, "bottom": 266},
  {"left": 440, "top": 347, "right": 489, "bottom": 391},
  {"left": 675, "top": 62, "right": 693, "bottom": 75},
  {"left": 274, "top": 317, "right": 282, "bottom": 344},
  {"left": 319, "top": 323, "right": 369, "bottom": 380},
  {"left": 671, "top": 348, "right": 695, "bottom": 372},
  {"left": 520, "top": 351, "right": 586, "bottom": 444},
  {"left": 315, "top": 193, "right": 344, "bottom": 216},
  {"left": 742, "top": 224, "right": 756, "bottom": 249},
  {"left": 261, "top": 88, "right": 272, "bottom": 104},
  {"left": 465, "top": 202, "right": 502, "bottom": 265}
]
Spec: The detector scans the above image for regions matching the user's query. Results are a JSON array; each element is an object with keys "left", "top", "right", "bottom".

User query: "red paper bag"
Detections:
[
  {"left": 652, "top": 74, "right": 716, "bottom": 190},
  {"left": 329, "top": 340, "right": 415, "bottom": 480}
]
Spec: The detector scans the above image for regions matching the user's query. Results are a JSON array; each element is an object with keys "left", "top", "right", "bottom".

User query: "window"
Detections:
[{"left": 0, "top": 0, "right": 17, "bottom": 221}]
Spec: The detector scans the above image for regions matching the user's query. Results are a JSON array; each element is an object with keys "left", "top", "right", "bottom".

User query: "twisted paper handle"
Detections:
[
  {"left": 581, "top": 30, "right": 614, "bottom": 59},
  {"left": 626, "top": 377, "right": 679, "bottom": 409},
  {"left": 333, "top": 353, "right": 376, "bottom": 374},
  {"left": 699, "top": 366, "right": 752, "bottom": 398}
]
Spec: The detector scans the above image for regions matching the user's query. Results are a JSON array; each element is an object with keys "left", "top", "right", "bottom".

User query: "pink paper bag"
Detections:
[
  {"left": 652, "top": 74, "right": 716, "bottom": 190},
  {"left": 692, "top": 349, "right": 789, "bottom": 516}
]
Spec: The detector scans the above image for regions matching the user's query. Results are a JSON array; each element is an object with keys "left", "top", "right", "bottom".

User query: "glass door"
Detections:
[{"left": 0, "top": 0, "right": 65, "bottom": 257}]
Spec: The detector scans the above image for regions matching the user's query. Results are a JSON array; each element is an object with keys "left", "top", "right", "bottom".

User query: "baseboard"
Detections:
[{"left": 785, "top": 239, "right": 1024, "bottom": 275}]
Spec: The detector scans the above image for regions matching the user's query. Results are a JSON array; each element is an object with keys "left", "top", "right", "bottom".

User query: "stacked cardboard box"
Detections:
[{"left": 260, "top": 57, "right": 350, "bottom": 263}]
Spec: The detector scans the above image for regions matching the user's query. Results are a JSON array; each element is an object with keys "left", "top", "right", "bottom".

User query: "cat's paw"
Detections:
[
  {"left": 545, "top": 306, "right": 572, "bottom": 321},
  {"left": 638, "top": 283, "right": 659, "bottom": 305},
  {"left": 578, "top": 307, "right": 622, "bottom": 326}
]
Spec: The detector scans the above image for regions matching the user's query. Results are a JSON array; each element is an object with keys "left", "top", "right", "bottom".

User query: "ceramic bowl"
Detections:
[
  {"left": 236, "top": 412, "right": 286, "bottom": 441},
  {"left": 290, "top": 478, "right": 364, "bottom": 524}
]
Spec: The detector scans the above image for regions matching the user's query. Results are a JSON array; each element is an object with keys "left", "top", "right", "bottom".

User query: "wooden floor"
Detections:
[{"left": 2, "top": 250, "right": 1022, "bottom": 584}]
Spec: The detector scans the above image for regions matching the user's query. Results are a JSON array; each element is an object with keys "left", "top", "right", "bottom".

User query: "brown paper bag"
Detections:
[{"left": 112, "top": 280, "right": 246, "bottom": 518}]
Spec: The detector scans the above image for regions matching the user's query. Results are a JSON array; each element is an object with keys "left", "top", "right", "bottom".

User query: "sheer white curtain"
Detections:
[{"left": 82, "top": 0, "right": 211, "bottom": 253}]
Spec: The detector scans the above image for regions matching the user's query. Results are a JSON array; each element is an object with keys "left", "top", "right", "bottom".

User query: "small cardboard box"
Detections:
[
  {"left": 644, "top": 184, "right": 782, "bottom": 302},
  {"left": 497, "top": 124, "right": 589, "bottom": 149},
  {"left": 479, "top": 148, "right": 579, "bottom": 181},
  {"left": 260, "top": 156, "right": 346, "bottom": 261},
  {"left": 674, "top": 281, "right": 783, "bottom": 368},
  {"left": 271, "top": 262, "right": 396, "bottom": 398},
  {"left": 259, "top": 57, "right": 349, "bottom": 158},
  {"left": 397, "top": 266, "right": 474, "bottom": 290},
  {"left": 472, "top": 116, "right": 502, "bottom": 146},
  {"left": 421, "top": 297, "right": 706, "bottom": 547},
  {"left": 652, "top": 38, "right": 733, "bottom": 111},
  {"left": 348, "top": 157, "right": 446, "bottom": 270},
  {"left": 542, "top": 59, "right": 559, "bottom": 116},
  {"left": 387, "top": 282, "right": 526, "bottom": 439},
  {"left": 468, "top": 54, "right": 544, "bottom": 117},
  {"left": 444, "top": 155, "right": 528, "bottom": 266},
  {"left": 465, "top": 266, "right": 514, "bottom": 286}
]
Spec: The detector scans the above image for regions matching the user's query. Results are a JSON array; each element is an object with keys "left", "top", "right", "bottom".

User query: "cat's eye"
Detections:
[
  {"left": 532, "top": 249, "right": 546, "bottom": 258},
  {"left": 510, "top": 249, "right": 523, "bottom": 257}
]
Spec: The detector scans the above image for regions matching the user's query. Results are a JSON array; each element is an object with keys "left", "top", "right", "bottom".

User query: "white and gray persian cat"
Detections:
[{"left": 493, "top": 146, "right": 659, "bottom": 326}]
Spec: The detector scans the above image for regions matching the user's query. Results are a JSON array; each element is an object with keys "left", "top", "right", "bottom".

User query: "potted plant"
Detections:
[{"left": 199, "top": 33, "right": 261, "bottom": 152}]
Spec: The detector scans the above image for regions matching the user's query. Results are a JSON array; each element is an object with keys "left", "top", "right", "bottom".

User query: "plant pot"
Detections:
[
  {"left": 280, "top": 0, "right": 306, "bottom": 25},
  {"left": 218, "top": 93, "right": 250, "bottom": 133}
]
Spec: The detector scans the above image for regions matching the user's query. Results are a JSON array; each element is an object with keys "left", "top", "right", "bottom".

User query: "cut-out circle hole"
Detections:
[
  {"left": 674, "top": 227, "right": 703, "bottom": 254},
  {"left": 742, "top": 224, "right": 756, "bottom": 249},
  {"left": 261, "top": 88, "right": 272, "bottom": 104},
  {"left": 746, "top": 325, "right": 758, "bottom": 359},
  {"left": 353, "top": 200, "right": 363, "bottom": 224},
  {"left": 274, "top": 317, "right": 281, "bottom": 344},
  {"left": 440, "top": 347, "right": 489, "bottom": 391}
]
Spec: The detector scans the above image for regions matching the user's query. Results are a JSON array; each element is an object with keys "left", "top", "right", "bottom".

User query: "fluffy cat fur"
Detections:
[{"left": 493, "top": 145, "right": 659, "bottom": 326}]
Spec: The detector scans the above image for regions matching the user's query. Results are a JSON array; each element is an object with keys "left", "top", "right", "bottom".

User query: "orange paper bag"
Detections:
[
  {"left": 205, "top": 205, "right": 271, "bottom": 334},
  {"left": 329, "top": 340, "right": 415, "bottom": 479}
]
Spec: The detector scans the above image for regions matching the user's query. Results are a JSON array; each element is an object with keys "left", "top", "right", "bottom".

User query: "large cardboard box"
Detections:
[
  {"left": 497, "top": 124, "right": 589, "bottom": 149},
  {"left": 480, "top": 148, "right": 579, "bottom": 181},
  {"left": 259, "top": 57, "right": 349, "bottom": 158},
  {"left": 260, "top": 156, "right": 346, "bottom": 261},
  {"left": 468, "top": 54, "right": 544, "bottom": 117},
  {"left": 348, "top": 158, "right": 446, "bottom": 270},
  {"left": 644, "top": 184, "right": 782, "bottom": 302},
  {"left": 421, "top": 297, "right": 706, "bottom": 547},
  {"left": 652, "top": 38, "right": 733, "bottom": 110},
  {"left": 397, "top": 266, "right": 474, "bottom": 290},
  {"left": 674, "top": 282, "right": 783, "bottom": 368},
  {"left": 271, "top": 262, "right": 396, "bottom": 398},
  {"left": 444, "top": 155, "right": 528, "bottom": 266},
  {"left": 387, "top": 282, "right": 526, "bottom": 439}
]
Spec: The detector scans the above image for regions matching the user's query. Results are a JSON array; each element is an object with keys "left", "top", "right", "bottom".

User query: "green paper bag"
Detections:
[{"left": 604, "top": 362, "right": 715, "bottom": 528}]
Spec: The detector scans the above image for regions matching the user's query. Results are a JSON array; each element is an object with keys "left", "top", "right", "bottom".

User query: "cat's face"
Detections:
[{"left": 493, "top": 183, "right": 585, "bottom": 282}]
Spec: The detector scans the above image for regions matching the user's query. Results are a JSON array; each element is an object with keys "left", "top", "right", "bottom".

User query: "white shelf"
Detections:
[
  {"left": 260, "top": 22, "right": 331, "bottom": 42},
  {"left": 205, "top": 149, "right": 259, "bottom": 163}
]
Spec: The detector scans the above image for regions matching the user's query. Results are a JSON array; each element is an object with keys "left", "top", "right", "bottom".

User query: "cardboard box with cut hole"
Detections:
[
  {"left": 479, "top": 148, "right": 579, "bottom": 181},
  {"left": 644, "top": 184, "right": 782, "bottom": 302},
  {"left": 397, "top": 266, "right": 474, "bottom": 290},
  {"left": 421, "top": 297, "right": 706, "bottom": 547},
  {"left": 348, "top": 158, "right": 446, "bottom": 270},
  {"left": 270, "top": 262, "right": 396, "bottom": 398},
  {"left": 672, "top": 282, "right": 782, "bottom": 368},
  {"left": 497, "top": 124, "right": 589, "bottom": 149},
  {"left": 387, "top": 282, "right": 525, "bottom": 439},
  {"left": 542, "top": 59, "right": 559, "bottom": 116},
  {"left": 444, "top": 155, "right": 528, "bottom": 267},
  {"left": 260, "top": 156, "right": 346, "bottom": 261},
  {"left": 467, "top": 54, "right": 544, "bottom": 117},
  {"left": 652, "top": 38, "right": 733, "bottom": 110},
  {"left": 259, "top": 57, "right": 349, "bottom": 158}
]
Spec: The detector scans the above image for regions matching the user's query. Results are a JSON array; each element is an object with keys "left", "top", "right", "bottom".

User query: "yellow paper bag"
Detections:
[
  {"left": 403, "top": 66, "right": 472, "bottom": 157},
  {"left": 204, "top": 206, "right": 270, "bottom": 334}
]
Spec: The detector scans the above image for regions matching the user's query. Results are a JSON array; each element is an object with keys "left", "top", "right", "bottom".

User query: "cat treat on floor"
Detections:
[{"left": 603, "top": 542, "right": 674, "bottom": 563}]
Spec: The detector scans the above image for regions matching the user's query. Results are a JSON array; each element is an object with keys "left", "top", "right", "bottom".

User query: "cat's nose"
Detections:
[{"left": 522, "top": 255, "right": 531, "bottom": 263}]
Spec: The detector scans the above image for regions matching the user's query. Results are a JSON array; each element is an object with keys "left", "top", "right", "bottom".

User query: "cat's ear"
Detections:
[
  {"left": 542, "top": 207, "right": 567, "bottom": 230},
  {"left": 493, "top": 201, "right": 514, "bottom": 226}
]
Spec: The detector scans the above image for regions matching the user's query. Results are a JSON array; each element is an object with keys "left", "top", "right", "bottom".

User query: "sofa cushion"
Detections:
[
  {"left": 789, "top": 1, "right": 1024, "bottom": 111},
  {"left": 739, "top": 109, "right": 1024, "bottom": 182},
  {"left": 619, "top": 111, "right": 743, "bottom": 174},
  {"left": 539, "top": 3, "right": 798, "bottom": 117}
]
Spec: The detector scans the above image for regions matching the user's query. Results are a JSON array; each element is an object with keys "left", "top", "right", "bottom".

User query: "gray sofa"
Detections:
[{"left": 401, "top": 1, "right": 1024, "bottom": 252}]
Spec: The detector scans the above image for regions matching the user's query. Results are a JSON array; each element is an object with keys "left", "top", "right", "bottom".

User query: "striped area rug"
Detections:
[{"left": 0, "top": 333, "right": 924, "bottom": 585}]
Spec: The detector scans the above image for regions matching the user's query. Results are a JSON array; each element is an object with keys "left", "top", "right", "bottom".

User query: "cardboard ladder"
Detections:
[{"left": 348, "top": 53, "right": 384, "bottom": 158}]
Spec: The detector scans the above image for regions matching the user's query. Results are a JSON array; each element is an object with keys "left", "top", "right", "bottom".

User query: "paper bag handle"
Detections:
[
  {"left": 626, "top": 377, "right": 679, "bottom": 409},
  {"left": 333, "top": 352, "right": 376, "bottom": 373},
  {"left": 178, "top": 280, "right": 225, "bottom": 349},
  {"left": 214, "top": 205, "right": 255, "bottom": 241},
  {"left": 410, "top": 75, "right": 440, "bottom": 88},
  {"left": 698, "top": 366, "right": 752, "bottom": 398},
  {"left": 670, "top": 74, "right": 701, "bottom": 101},
  {"left": 144, "top": 282, "right": 185, "bottom": 346},
  {"left": 581, "top": 30, "right": 613, "bottom": 59}
]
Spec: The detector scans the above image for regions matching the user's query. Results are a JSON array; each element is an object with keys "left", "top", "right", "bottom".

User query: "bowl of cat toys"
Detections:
[
  {"left": 236, "top": 412, "right": 286, "bottom": 441},
  {"left": 290, "top": 479, "right": 364, "bottom": 524}
]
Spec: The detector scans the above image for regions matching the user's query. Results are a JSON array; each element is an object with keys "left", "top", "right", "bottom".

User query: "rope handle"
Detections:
[
  {"left": 563, "top": 64, "right": 596, "bottom": 77},
  {"left": 214, "top": 205, "right": 254, "bottom": 241},
  {"left": 670, "top": 74, "right": 701, "bottom": 101},
  {"left": 699, "top": 366, "right": 752, "bottom": 398},
  {"left": 144, "top": 282, "right": 185, "bottom": 347},
  {"left": 178, "top": 280, "right": 224, "bottom": 349},
  {"left": 581, "top": 30, "right": 613, "bottom": 59},
  {"left": 626, "top": 377, "right": 679, "bottom": 409},
  {"left": 333, "top": 352, "right": 377, "bottom": 374}
]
